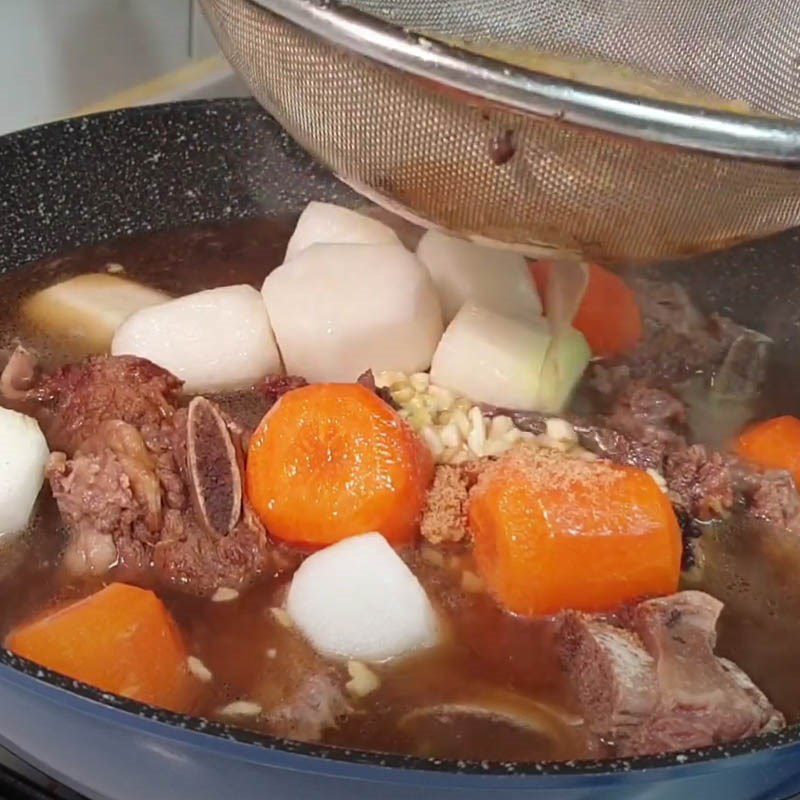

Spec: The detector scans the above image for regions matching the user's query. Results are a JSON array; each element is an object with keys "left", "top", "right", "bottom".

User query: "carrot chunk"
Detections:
[
  {"left": 246, "top": 383, "right": 434, "bottom": 548},
  {"left": 468, "top": 446, "right": 681, "bottom": 616},
  {"left": 531, "top": 261, "right": 642, "bottom": 357},
  {"left": 6, "top": 583, "right": 193, "bottom": 712},
  {"left": 736, "top": 416, "right": 800, "bottom": 486}
]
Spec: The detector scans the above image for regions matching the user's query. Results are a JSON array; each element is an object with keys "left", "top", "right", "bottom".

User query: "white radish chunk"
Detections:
[
  {"left": 430, "top": 302, "right": 552, "bottom": 411},
  {"left": 537, "top": 328, "right": 592, "bottom": 414},
  {"left": 286, "top": 533, "right": 440, "bottom": 662},
  {"left": 537, "top": 260, "right": 591, "bottom": 414},
  {"left": 545, "top": 260, "right": 589, "bottom": 334},
  {"left": 262, "top": 243, "right": 443, "bottom": 382},
  {"left": 112, "top": 285, "right": 281, "bottom": 394},
  {"left": 22, "top": 274, "right": 169, "bottom": 355},
  {"left": 0, "top": 408, "right": 49, "bottom": 540},
  {"left": 285, "top": 202, "right": 401, "bottom": 260},
  {"left": 416, "top": 230, "right": 542, "bottom": 324}
]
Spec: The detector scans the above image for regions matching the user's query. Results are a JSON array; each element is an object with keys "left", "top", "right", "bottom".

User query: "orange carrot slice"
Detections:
[
  {"left": 736, "top": 415, "right": 800, "bottom": 486},
  {"left": 247, "top": 383, "right": 434, "bottom": 548},
  {"left": 531, "top": 261, "right": 642, "bottom": 357},
  {"left": 468, "top": 447, "right": 681, "bottom": 616},
  {"left": 6, "top": 583, "right": 193, "bottom": 712}
]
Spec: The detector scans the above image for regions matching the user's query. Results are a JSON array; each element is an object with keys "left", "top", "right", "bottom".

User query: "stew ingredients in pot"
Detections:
[{"left": 0, "top": 201, "right": 795, "bottom": 762}]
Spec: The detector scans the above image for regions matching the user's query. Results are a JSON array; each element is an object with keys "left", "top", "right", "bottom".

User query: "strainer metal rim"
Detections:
[{"left": 245, "top": 0, "right": 800, "bottom": 163}]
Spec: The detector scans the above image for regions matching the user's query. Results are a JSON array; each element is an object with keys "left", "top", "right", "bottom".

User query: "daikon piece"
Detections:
[
  {"left": 285, "top": 202, "right": 401, "bottom": 260},
  {"left": 262, "top": 243, "right": 443, "bottom": 382},
  {"left": 545, "top": 260, "right": 590, "bottom": 334},
  {"left": 430, "top": 302, "right": 552, "bottom": 411},
  {"left": 535, "top": 260, "right": 591, "bottom": 413},
  {"left": 0, "top": 408, "right": 49, "bottom": 539},
  {"left": 537, "top": 328, "right": 592, "bottom": 414},
  {"left": 112, "top": 285, "right": 281, "bottom": 394},
  {"left": 286, "top": 532, "right": 440, "bottom": 662},
  {"left": 416, "top": 230, "right": 542, "bottom": 323},
  {"left": 22, "top": 274, "right": 169, "bottom": 355}
]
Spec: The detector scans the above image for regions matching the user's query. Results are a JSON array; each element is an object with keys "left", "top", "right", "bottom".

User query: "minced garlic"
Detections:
[
  {"left": 217, "top": 700, "right": 262, "bottom": 717},
  {"left": 211, "top": 587, "right": 239, "bottom": 603},
  {"left": 346, "top": 660, "right": 381, "bottom": 698},
  {"left": 187, "top": 656, "right": 213, "bottom": 683},
  {"left": 270, "top": 607, "right": 294, "bottom": 628},
  {"left": 375, "top": 371, "right": 580, "bottom": 465}
]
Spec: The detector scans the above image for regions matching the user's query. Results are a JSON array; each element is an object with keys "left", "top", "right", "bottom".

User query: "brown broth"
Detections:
[
  {"left": 0, "top": 218, "right": 592, "bottom": 762},
  {"left": 686, "top": 519, "right": 800, "bottom": 721},
  {"left": 4, "top": 218, "right": 800, "bottom": 762}
]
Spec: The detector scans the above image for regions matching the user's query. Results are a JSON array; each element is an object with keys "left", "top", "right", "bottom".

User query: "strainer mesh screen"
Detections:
[
  {"left": 343, "top": 0, "right": 800, "bottom": 117},
  {"left": 202, "top": 0, "right": 800, "bottom": 262}
]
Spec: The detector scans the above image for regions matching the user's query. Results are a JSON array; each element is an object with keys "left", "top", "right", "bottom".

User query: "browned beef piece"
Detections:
[
  {"left": 488, "top": 383, "right": 684, "bottom": 476},
  {"left": 0, "top": 346, "right": 42, "bottom": 404},
  {"left": 574, "top": 383, "right": 688, "bottom": 478},
  {"left": 605, "top": 383, "right": 686, "bottom": 445},
  {"left": 624, "top": 592, "right": 784, "bottom": 755},
  {"left": 260, "top": 374, "right": 308, "bottom": 408},
  {"left": 151, "top": 506, "right": 277, "bottom": 597},
  {"left": 4, "top": 350, "right": 283, "bottom": 596},
  {"left": 154, "top": 398, "right": 292, "bottom": 595},
  {"left": 556, "top": 592, "right": 784, "bottom": 757},
  {"left": 57, "top": 392, "right": 288, "bottom": 595},
  {"left": 663, "top": 446, "right": 736, "bottom": 522},
  {"left": 0, "top": 348, "right": 183, "bottom": 457},
  {"left": 260, "top": 370, "right": 397, "bottom": 410},
  {"left": 589, "top": 280, "right": 744, "bottom": 396},
  {"left": 250, "top": 622, "right": 351, "bottom": 741},
  {"left": 557, "top": 613, "right": 659, "bottom": 741},
  {"left": 718, "top": 659, "right": 785, "bottom": 735},
  {"left": 585, "top": 384, "right": 688, "bottom": 500},
  {"left": 573, "top": 422, "right": 665, "bottom": 473},
  {"left": 356, "top": 369, "right": 378, "bottom": 393},
  {"left": 266, "top": 672, "right": 352, "bottom": 741},
  {"left": 599, "top": 383, "right": 796, "bottom": 527},
  {"left": 635, "top": 280, "right": 705, "bottom": 336},
  {"left": 48, "top": 420, "right": 163, "bottom": 575},
  {"left": 736, "top": 468, "right": 800, "bottom": 531},
  {"left": 357, "top": 369, "right": 397, "bottom": 408}
]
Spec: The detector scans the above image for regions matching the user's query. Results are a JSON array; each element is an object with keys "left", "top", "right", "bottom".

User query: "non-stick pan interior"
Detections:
[
  {"left": 2, "top": 98, "right": 800, "bottom": 777},
  {"left": 0, "top": 99, "right": 359, "bottom": 275}
]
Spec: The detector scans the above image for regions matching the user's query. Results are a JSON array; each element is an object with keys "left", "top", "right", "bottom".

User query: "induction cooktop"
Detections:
[{"left": 0, "top": 748, "right": 84, "bottom": 800}]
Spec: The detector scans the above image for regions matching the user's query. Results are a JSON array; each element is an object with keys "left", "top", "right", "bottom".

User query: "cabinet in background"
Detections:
[{"left": 0, "top": 1, "right": 194, "bottom": 135}]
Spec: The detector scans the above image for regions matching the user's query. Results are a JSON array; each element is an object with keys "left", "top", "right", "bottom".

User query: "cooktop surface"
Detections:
[{"left": 0, "top": 748, "right": 84, "bottom": 800}]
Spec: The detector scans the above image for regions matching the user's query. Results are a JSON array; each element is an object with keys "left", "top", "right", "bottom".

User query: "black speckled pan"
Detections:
[{"left": 2, "top": 99, "right": 800, "bottom": 800}]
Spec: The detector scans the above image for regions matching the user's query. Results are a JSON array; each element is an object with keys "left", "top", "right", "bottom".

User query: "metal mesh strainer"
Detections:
[{"left": 201, "top": 0, "right": 800, "bottom": 263}]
